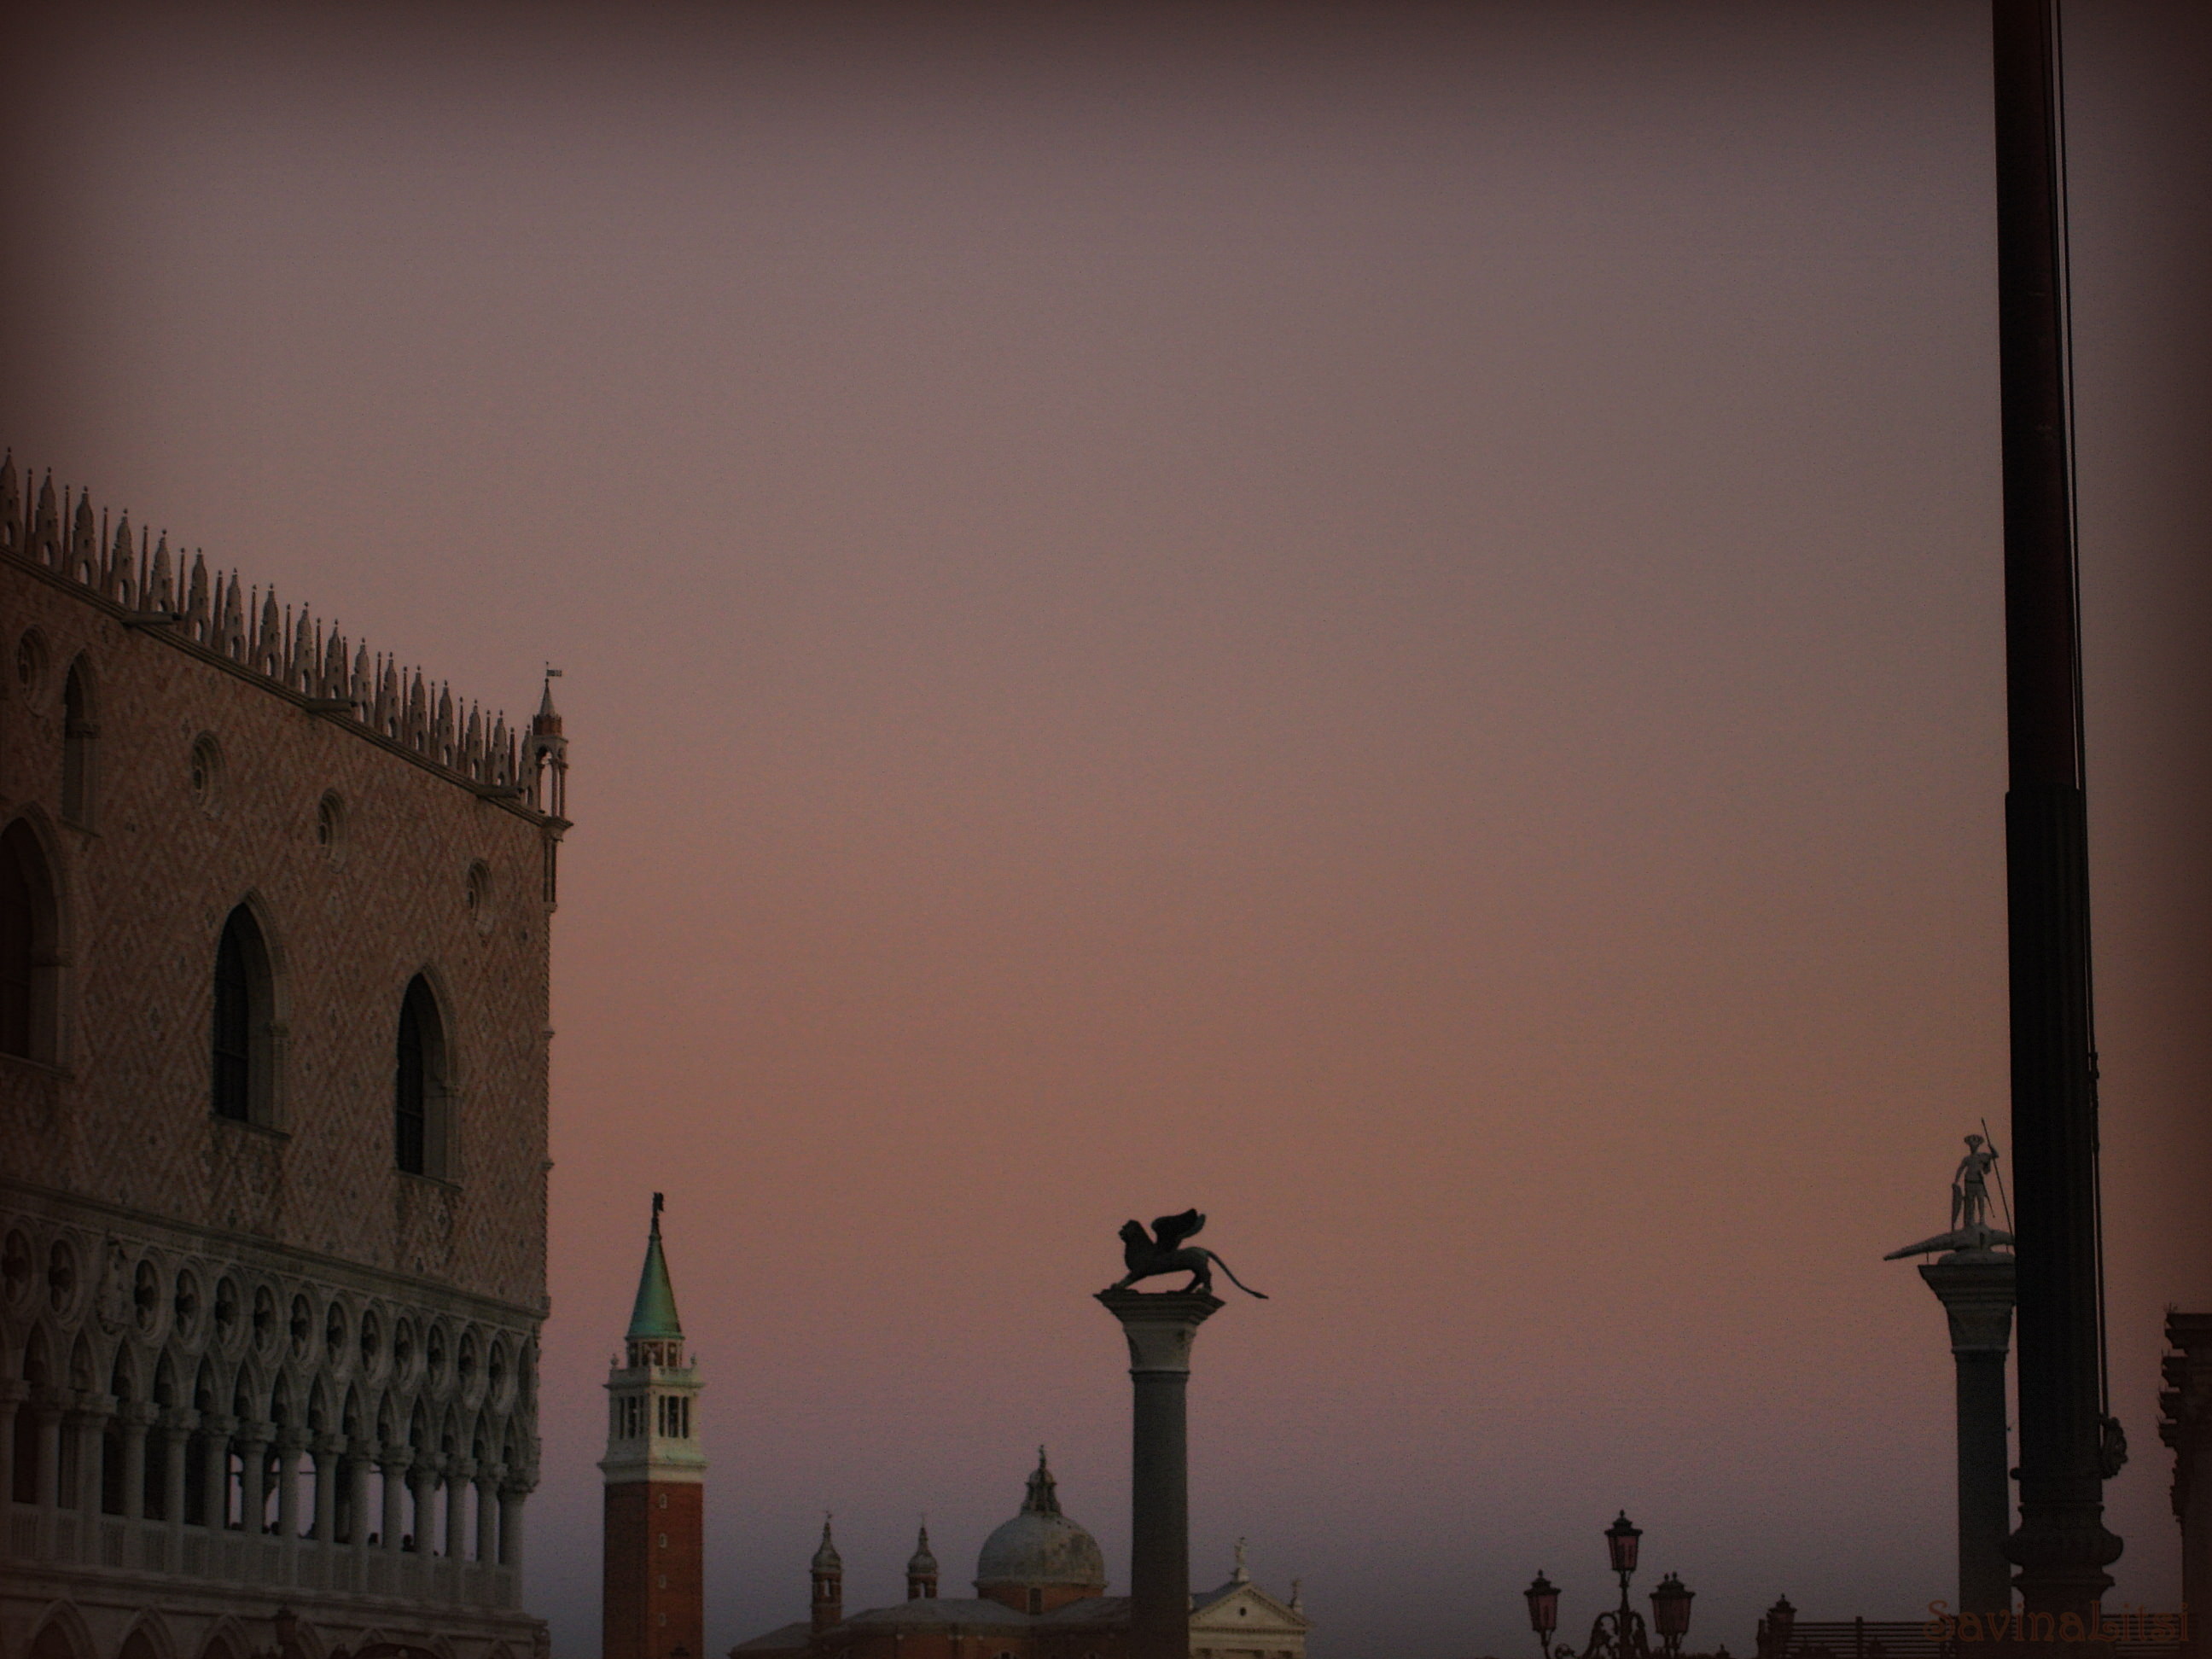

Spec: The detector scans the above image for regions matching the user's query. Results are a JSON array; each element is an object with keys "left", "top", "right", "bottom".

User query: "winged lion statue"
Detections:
[{"left": 1107, "top": 1209, "right": 1267, "bottom": 1298}]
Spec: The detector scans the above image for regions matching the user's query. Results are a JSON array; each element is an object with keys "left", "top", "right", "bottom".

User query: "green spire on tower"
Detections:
[{"left": 627, "top": 1192, "right": 684, "bottom": 1341}]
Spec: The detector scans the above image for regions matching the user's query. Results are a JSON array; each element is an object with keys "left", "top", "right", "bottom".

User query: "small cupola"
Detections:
[
  {"left": 811, "top": 1517, "right": 844, "bottom": 1633},
  {"left": 906, "top": 1524, "right": 940, "bottom": 1599}
]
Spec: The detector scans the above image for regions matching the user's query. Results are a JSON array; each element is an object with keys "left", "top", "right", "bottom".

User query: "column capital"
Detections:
[
  {"left": 378, "top": 1444, "right": 415, "bottom": 1471},
  {"left": 274, "top": 1426, "right": 309, "bottom": 1454},
  {"left": 450, "top": 1456, "right": 479, "bottom": 1483},
  {"left": 118, "top": 1400, "right": 162, "bottom": 1429},
  {"left": 0, "top": 1379, "right": 31, "bottom": 1406},
  {"left": 1095, "top": 1289, "right": 1224, "bottom": 1372},
  {"left": 234, "top": 1417, "right": 275, "bottom": 1447},
  {"left": 1919, "top": 1254, "right": 2017, "bottom": 1355},
  {"left": 201, "top": 1412, "right": 239, "bottom": 1438},
  {"left": 160, "top": 1406, "right": 201, "bottom": 1435}
]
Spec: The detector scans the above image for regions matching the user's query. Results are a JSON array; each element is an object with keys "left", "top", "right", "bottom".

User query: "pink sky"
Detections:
[{"left": 3, "top": 4, "right": 2207, "bottom": 1656}]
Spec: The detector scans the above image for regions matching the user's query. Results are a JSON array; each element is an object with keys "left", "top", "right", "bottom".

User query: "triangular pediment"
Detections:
[{"left": 1190, "top": 1582, "right": 1307, "bottom": 1634}]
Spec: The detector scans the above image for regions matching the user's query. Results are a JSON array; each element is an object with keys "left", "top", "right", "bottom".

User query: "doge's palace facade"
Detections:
[{"left": 1, "top": 457, "right": 567, "bottom": 1659}]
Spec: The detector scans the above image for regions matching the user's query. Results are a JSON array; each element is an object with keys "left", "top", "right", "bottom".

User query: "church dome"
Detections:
[{"left": 974, "top": 1450, "right": 1106, "bottom": 1592}]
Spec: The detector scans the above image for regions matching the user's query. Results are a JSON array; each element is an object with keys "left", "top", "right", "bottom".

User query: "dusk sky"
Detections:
[{"left": 3, "top": 4, "right": 2207, "bottom": 1656}]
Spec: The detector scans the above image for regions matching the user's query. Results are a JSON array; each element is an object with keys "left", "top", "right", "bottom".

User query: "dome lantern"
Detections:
[{"left": 974, "top": 1448, "right": 1107, "bottom": 1615}]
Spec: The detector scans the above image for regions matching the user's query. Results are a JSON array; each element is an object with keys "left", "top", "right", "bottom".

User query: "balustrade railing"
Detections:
[{"left": 0, "top": 1502, "right": 519, "bottom": 1607}]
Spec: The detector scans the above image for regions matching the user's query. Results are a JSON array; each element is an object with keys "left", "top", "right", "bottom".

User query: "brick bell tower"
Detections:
[{"left": 603, "top": 1194, "right": 707, "bottom": 1659}]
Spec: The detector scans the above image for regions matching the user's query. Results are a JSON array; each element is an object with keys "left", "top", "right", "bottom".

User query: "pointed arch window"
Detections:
[
  {"left": 395, "top": 975, "right": 451, "bottom": 1178},
  {"left": 61, "top": 658, "right": 96, "bottom": 826},
  {"left": 212, "top": 905, "right": 276, "bottom": 1123},
  {"left": 0, "top": 818, "right": 59, "bottom": 1062}
]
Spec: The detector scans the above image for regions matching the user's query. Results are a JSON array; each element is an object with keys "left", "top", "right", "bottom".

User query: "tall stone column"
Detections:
[
  {"left": 2160, "top": 1313, "right": 2212, "bottom": 1659},
  {"left": 1920, "top": 1253, "right": 2018, "bottom": 1613},
  {"left": 1097, "top": 1289, "right": 1223, "bottom": 1659}
]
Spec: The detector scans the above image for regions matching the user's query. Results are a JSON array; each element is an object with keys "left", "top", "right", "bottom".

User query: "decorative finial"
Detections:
[
  {"left": 652, "top": 1191, "right": 664, "bottom": 1235},
  {"left": 1232, "top": 1537, "right": 1249, "bottom": 1581}
]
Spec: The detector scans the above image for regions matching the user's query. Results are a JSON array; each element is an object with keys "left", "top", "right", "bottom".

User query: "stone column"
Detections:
[
  {"left": 276, "top": 1429, "right": 306, "bottom": 1541},
  {"left": 1920, "top": 1252, "right": 2017, "bottom": 1614},
  {"left": 2160, "top": 1313, "right": 2212, "bottom": 1659},
  {"left": 201, "top": 1414, "right": 236, "bottom": 1528},
  {"left": 380, "top": 1446, "right": 412, "bottom": 1551},
  {"left": 71, "top": 1395, "right": 114, "bottom": 1516},
  {"left": 447, "top": 1457, "right": 476, "bottom": 1558},
  {"left": 1097, "top": 1290, "right": 1223, "bottom": 1659},
  {"left": 236, "top": 1420, "right": 272, "bottom": 1536},
  {"left": 344, "top": 1444, "right": 374, "bottom": 1548},
  {"left": 119, "top": 1402, "right": 154, "bottom": 1522},
  {"left": 162, "top": 1412, "right": 194, "bottom": 1558},
  {"left": 33, "top": 1402, "right": 64, "bottom": 1510},
  {"left": 0, "top": 1380, "right": 22, "bottom": 1512},
  {"left": 0, "top": 1380, "right": 22, "bottom": 1511},
  {"left": 498, "top": 1473, "right": 533, "bottom": 1571},
  {"left": 406, "top": 1458, "right": 438, "bottom": 1554},
  {"left": 475, "top": 1462, "right": 504, "bottom": 1564},
  {"left": 311, "top": 1434, "right": 342, "bottom": 1546}
]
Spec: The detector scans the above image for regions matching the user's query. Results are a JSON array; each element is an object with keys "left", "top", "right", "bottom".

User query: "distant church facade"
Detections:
[
  {"left": 726, "top": 1465, "right": 1309, "bottom": 1659},
  {"left": 600, "top": 1212, "right": 1310, "bottom": 1659},
  {"left": 1, "top": 457, "right": 569, "bottom": 1659}
]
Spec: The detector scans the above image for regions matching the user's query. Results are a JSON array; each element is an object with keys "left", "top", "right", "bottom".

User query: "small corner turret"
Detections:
[{"left": 528, "top": 667, "right": 568, "bottom": 822}]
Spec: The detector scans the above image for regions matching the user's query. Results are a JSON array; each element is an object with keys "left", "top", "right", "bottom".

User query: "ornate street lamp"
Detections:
[
  {"left": 1650, "top": 1574, "right": 1695, "bottom": 1658},
  {"left": 1526, "top": 1571, "right": 1561, "bottom": 1659},
  {"left": 1525, "top": 1513, "right": 1693, "bottom": 1659},
  {"left": 1606, "top": 1513, "right": 1642, "bottom": 1580}
]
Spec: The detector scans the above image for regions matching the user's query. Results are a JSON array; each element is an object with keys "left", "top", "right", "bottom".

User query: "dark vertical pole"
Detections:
[{"left": 1989, "top": 0, "right": 2122, "bottom": 1621}]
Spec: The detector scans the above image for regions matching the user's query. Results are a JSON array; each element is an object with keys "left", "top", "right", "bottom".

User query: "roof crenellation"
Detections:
[{"left": 1, "top": 451, "right": 568, "bottom": 821}]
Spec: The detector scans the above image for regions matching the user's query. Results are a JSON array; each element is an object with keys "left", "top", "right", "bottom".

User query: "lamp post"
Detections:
[
  {"left": 1524, "top": 1513, "right": 1695, "bottom": 1659},
  {"left": 1650, "top": 1575, "right": 1695, "bottom": 1658},
  {"left": 1526, "top": 1571, "right": 1561, "bottom": 1659}
]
